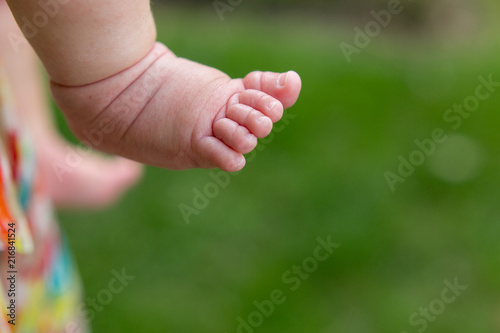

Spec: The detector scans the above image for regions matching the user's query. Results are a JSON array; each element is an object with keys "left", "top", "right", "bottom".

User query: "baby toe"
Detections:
[
  {"left": 213, "top": 118, "right": 258, "bottom": 154},
  {"left": 195, "top": 136, "right": 246, "bottom": 173},
  {"left": 226, "top": 103, "right": 273, "bottom": 138},
  {"left": 243, "top": 71, "right": 302, "bottom": 109},
  {"left": 237, "top": 90, "right": 284, "bottom": 123}
]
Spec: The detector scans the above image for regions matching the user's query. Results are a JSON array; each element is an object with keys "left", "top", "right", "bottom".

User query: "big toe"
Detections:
[{"left": 243, "top": 70, "right": 302, "bottom": 109}]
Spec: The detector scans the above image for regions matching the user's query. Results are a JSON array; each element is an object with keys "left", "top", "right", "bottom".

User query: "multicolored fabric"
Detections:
[{"left": 0, "top": 61, "right": 88, "bottom": 332}]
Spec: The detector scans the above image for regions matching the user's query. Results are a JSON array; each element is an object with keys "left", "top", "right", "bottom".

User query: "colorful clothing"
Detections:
[{"left": 0, "top": 61, "right": 88, "bottom": 332}]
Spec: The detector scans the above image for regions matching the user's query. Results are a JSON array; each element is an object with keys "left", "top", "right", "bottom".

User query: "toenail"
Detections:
[
  {"left": 268, "top": 101, "right": 277, "bottom": 110},
  {"left": 258, "top": 116, "right": 267, "bottom": 123},
  {"left": 234, "top": 155, "right": 245, "bottom": 167},
  {"left": 277, "top": 72, "right": 289, "bottom": 88}
]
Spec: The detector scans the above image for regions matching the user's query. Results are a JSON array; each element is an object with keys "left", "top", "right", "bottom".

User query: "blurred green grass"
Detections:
[{"left": 55, "top": 3, "right": 500, "bottom": 333}]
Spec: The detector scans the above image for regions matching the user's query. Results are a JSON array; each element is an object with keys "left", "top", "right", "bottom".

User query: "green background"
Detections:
[{"left": 55, "top": 1, "right": 500, "bottom": 332}]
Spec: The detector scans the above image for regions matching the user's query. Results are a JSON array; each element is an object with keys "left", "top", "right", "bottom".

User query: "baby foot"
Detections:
[
  {"left": 36, "top": 134, "right": 142, "bottom": 208},
  {"left": 50, "top": 43, "right": 302, "bottom": 172}
]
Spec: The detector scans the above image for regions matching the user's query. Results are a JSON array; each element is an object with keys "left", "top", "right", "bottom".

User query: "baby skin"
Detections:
[
  {"left": 51, "top": 43, "right": 301, "bottom": 172},
  {"left": 7, "top": 0, "right": 301, "bottom": 174}
]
